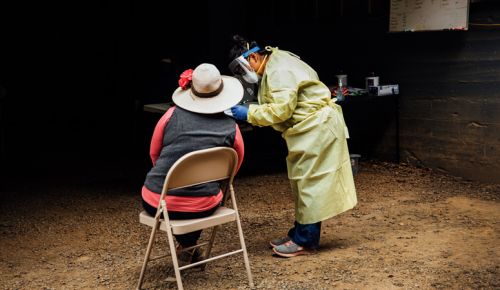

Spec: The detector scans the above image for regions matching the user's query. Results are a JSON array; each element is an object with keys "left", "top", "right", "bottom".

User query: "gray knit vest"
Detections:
[{"left": 144, "top": 107, "right": 236, "bottom": 196}]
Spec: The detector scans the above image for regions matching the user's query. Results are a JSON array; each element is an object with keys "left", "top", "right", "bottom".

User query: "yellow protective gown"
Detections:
[{"left": 248, "top": 47, "right": 357, "bottom": 224}]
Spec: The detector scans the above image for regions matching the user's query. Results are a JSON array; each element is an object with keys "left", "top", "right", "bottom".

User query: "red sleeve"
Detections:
[
  {"left": 150, "top": 106, "right": 176, "bottom": 166},
  {"left": 233, "top": 124, "right": 245, "bottom": 173}
]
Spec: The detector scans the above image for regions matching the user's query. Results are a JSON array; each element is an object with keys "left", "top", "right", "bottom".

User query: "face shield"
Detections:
[{"left": 228, "top": 46, "right": 261, "bottom": 84}]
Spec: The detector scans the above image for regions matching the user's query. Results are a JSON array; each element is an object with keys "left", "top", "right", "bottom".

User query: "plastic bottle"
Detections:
[
  {"left": 336, "top": 78, "right": 345, "bottom": 101},
  {"left": 335, "top": 73, "right": 347, "bottom": 102}
]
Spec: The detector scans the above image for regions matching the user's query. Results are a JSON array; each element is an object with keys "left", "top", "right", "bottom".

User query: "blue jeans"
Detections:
[{"left": 288, "top": 221, "right": 321, "bottom": 249}]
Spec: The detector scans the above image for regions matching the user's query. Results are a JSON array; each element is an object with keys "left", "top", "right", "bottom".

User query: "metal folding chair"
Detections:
[{"left": 137, "top": 147, "right": 253, "bottom": 290}]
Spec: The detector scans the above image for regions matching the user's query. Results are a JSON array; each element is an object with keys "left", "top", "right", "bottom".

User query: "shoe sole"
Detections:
[{"left": 272, "top": 247, "right": 309, "bottom": 258}]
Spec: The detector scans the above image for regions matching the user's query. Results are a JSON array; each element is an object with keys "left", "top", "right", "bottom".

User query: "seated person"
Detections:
[{"left": 141, "top": 63, "right": 245, "bottom": 262}]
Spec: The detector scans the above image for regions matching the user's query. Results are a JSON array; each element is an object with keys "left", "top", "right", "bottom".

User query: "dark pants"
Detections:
[
  {"left": 142, "top": 200, "right": 219, "bottom": 247},
  {"left": 288, "top": 221, "right": 322, "bottom": 249}
]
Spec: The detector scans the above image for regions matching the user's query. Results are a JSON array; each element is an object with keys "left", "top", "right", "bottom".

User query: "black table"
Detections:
[{"left": 336, "top": 92, "right": 400, "bottom": 162}]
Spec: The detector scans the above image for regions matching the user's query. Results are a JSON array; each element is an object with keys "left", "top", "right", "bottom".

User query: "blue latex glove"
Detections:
[{"left": 230, "top": 105, "right": 248, "bottom": 121}]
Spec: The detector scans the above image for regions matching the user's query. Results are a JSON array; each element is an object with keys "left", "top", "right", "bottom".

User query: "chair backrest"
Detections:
[{"left": 161, "top": 147, "right": 238, "bottom": 193}]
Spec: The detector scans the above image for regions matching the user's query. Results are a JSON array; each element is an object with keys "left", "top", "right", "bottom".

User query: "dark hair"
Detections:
[{"left": 228, "top": 35, "right": 270, "bottom": 61}]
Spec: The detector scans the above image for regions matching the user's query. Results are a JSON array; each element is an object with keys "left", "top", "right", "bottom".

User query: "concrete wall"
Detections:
[
  {"left": 316, "top": 1, "right": 500, "bottom": 183},
  {"left": 383, "top": 6, "right": 500, "bottom": 183}
]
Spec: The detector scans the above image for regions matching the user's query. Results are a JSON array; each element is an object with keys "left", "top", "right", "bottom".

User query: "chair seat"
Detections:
[{"left": 139, "top": 207, "right": 237, "bottom": 235}]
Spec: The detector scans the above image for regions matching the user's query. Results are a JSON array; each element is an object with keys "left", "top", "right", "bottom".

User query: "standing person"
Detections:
[
  {"left": 142, "top": 63, "right": 245, "bottom": 263},
  {"left": 229, "top": 35, "right": 357, "bottom": 258}
]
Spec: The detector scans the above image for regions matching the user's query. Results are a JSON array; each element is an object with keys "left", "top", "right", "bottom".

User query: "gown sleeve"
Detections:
[{"left": 248, "top": 68, "right": 298, "bottom": 126}]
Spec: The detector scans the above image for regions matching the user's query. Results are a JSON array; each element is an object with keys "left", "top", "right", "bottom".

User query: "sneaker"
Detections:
[
  {"left": 176, "top": 246, "right": 203, "bottom": 263},
  {"left": 269, "top": 236, "right": 291, "bottom": 248},
  {"left": 190, "top": 248, "right": 203, "bottom": 263},
  {"left": 272, "top": 240, "right": 310, "bottom": 258}
]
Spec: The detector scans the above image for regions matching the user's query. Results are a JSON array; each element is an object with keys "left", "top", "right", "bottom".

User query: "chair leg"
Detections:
[
  {"left": 166, "top": 227, "right": 184, "bottom": 290},
  {"left": 229, "top": 184, "right": 254, "bottom": 288},
  {"left": 201, "top": 226, "right": 219, "bottom": 271},
  {"left": 137, "top": 220, "right": 160, "bottom": 290},
  {"left": 235, "top": 214, "right": 254, "bottom": 288}
]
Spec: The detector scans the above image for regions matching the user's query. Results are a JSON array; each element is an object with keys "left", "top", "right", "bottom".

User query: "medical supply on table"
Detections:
[
  {"left": 365, "top": 72, "right": 379, "bottom": 90},
  {"left": 368, "top": 84, "right": 399, "bottom": 96},
  {"left": 334, "top": 74, "right": 349, "bottom": 101}
]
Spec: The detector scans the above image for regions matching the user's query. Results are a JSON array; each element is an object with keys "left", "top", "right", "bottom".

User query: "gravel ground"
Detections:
[{"left": 1, "top": 161, "right": 499, "bottom": 289}]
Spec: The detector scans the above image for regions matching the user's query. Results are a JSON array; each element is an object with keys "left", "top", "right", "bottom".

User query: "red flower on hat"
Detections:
[{"left": 178, "top": 69, "right": 193, "bottom": 90}]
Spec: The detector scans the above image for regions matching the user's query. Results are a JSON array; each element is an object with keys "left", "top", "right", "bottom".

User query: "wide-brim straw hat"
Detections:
[{"left": 172, "top": 63, "right": 243, "bottom": 114}]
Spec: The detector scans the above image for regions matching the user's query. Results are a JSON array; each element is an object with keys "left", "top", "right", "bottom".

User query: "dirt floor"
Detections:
[{"left": 1, "top": 161, "right": 499, "bottom": 290}]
